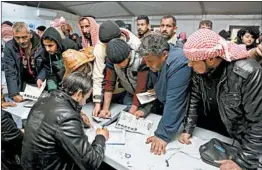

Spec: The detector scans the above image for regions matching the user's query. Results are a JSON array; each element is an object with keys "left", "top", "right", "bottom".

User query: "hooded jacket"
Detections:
[
  {"left": 78, "top": 17, "right": 99, "bottom": 48},
  {"left": 3, "top": 31, "right": 44, "bottom": 97},
  {"left": 39, "top": 27, "right": 78, "bottom": 91}
]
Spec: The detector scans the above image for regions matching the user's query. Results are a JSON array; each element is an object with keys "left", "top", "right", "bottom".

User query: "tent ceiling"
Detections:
[{"left": 5, "top": 1, "right": 262, "bottom": 18}]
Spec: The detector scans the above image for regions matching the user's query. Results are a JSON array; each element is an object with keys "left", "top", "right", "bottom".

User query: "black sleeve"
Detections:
[
  {"left": 233, "top": 69, "right": 262, "bottom": 170},
  {"left": 3, "top": 45, "right": 20, "bottom": 97},
  {"left": 1, "top": 110, "right": 23, "bottom": 147},
  {"left": 56, "top": 115, "right": 106, "bottom": 170},
  {"left": 183, "top": 72, "right": 202, "bottom": 135}
]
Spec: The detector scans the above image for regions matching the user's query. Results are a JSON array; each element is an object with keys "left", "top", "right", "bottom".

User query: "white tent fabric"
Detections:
[{"left": 5, "top": 1, "right": 262, "bottom": 18}]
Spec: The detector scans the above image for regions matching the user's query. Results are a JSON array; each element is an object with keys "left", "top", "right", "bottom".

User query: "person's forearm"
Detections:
[{"left": 102, "top": 91, "right": 113, "bottom": 110}]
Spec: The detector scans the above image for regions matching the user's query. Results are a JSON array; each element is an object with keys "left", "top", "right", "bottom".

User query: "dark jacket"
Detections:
[
  {"left": 40, "top": 27, "right": 78, "bottom": 91},
  {"left": 3, "top": 32, "right": 44, "bottom": 97},
  {"left": 1, "top": 110, "right": 23, "bottom": 170},
  {"left": 21, "top": 90, "right": 106, "bottom": 170},
  {"left": 183, "top": 58, "right": 262, "bottom": 169},
  {"left": 154, "top": 45, "right": 192, "bottom": 143}
]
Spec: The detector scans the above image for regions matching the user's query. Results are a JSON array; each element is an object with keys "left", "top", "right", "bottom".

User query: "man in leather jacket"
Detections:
[
  {"left": 179, "top": 29, "right": 262, "bottom": 170},
  {"left": 21, "top": 72, "right": 109, "bottom": 170}
]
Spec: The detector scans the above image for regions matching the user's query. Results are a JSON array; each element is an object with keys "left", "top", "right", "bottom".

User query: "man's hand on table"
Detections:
[
  {"left": 146, "top": 136, "right": 167, "bottom": 155},
  {"left": 96, "top": 128, "right": 109, "bottom": 141},
  {"left": 133, "top": 110, "right": 145, "bottom": 119},
  {"left": 92, "top": 103, "right": 102, "bottom": 117},
  {"left": 1, "top": 101, "right": 16, "bottom": 109},
  {"left": 129, "top": 105, "right": 138, "bottom": 114},
  {"left": 215, "top": 160, "right": 242, "bottom": 170},
  {"left": 98, "top": 109, "right": 111, "bottom": 119},
  {"left": 179, "top": 133, "right": 192, "bottom": 144},
  {"left": 13, "top": 95, "right": 24, "bottom": 103}
]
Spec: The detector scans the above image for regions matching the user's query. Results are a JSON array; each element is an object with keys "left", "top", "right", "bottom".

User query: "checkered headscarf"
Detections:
[{"left": 183, "top": 29, "right": 249, "bottom": 62}]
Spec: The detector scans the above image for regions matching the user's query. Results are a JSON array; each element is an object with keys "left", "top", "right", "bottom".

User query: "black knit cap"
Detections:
[
  {"left": 106, "top": 38, "right": 131, "bottom": 64},
  {"left": 99, "top": 21, "right": 121, "bottom": 43}
]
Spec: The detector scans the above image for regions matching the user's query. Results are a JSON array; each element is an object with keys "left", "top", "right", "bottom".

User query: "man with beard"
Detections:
[
  {"left": 160, "top": 15, "right": 183, "bottom": 48},
  {"left": 179, "top": 29, "right": 262, "bottom": 170},
  {"left": 3, "top": 22, "right": 44, "bottom": 102},
  {"left": 78, "top": 16, "right": 99, "bottom": 48},
  {"left": 137, "top": 15, "right": 151, "bottom": 39}
]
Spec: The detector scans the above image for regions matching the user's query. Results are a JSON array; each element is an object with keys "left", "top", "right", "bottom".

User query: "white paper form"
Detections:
[{"left": 20, "top": 80, "right": 46, "bottom": 101}]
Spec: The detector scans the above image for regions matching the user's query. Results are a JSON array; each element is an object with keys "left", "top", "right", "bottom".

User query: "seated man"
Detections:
[
  {"left": 21, "top": 72, "right": 109, "bottom": 170},
  {"left": 3, "top": 22, "right": 44, "bottom": 103},
  {"left": 138, "top": 34, "right": 192, "bottom": 155},
  {"left": 180, "top": 29, "right": 262, "bottom": 170},
  {"left": 37, "top": 27, "right": 78, "bottom": 91},
  {"left": 95, "top": 38, "right": 152, "bottom": 118},
  {"left": 92, "top": 21, "right": 141, "bottom": 116}
]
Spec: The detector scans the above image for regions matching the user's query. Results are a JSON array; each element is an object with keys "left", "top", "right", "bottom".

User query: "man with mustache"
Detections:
[
  {"left": 137, "top": 15, "right": 151, "bottom": 39},
  {"left": 160, "top": 15, "right": 183, "bottom": 48},
  {"left": 3, "top": 22, "right": 44, "bottom": 103},
  {"left": 78, "top": 16, "right": 99, "bottom": 48}
]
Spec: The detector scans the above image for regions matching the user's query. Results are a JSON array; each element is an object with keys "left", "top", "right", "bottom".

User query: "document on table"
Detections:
[
  {"left": 115, "top": 111, "right": 153, "bottom": 135},
  {"left": 165, "top": 136, "right": 204, "bottom": 161},
  {"left": 85, "top": 126, "right": 126, "bottom": 145},
  {"left": 20, "top": 80, "right": 46, "bottom": 101},
  {"left": 136, "top": 92, "right": 157, "bottom": 105}
]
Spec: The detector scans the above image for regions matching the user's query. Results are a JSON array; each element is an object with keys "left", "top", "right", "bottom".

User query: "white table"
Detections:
[{"left": 4, "top": 101, "right": 233, "bottom": 170}]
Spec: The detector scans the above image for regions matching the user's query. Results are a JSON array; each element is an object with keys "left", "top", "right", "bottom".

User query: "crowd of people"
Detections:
[{"left": 1, "top": 14, "right": 262, "bottom": 170}]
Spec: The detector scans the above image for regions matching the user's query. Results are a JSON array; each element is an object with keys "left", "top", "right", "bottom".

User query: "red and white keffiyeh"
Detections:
[{"left": 183, "top": 29, "right": 249, "bottom": 62}]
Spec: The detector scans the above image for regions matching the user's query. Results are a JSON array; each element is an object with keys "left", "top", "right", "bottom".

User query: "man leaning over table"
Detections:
[
  {"left": 179, "top": 29, "right": 262, "bottom": 170},
  {"left": 138, "top": 33, "right": 192, "bottom": 155}
]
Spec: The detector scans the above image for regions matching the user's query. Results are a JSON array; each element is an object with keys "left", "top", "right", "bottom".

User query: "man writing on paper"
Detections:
[
  {"left": 179, "top": 29, "right": 262, "bottom": 170},
  {"left": 138, "top": 34, "right": 192, "bottom": 155},
  {"left": 21, "top": 72, "right": 109, "bottom": 170},
  {"left": 95, "top": 38, "right": 153, "bottom": 119}
]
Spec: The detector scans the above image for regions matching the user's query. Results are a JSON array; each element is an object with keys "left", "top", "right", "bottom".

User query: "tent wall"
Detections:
[
  {"left": 1, "top": 2, "right": 81, "bottom": 34},
  {"left": 96, "top": 15, "right": 262, "bottom": 35},
  {"left": 2, "top": 2, "right": 262, "bottom": 37}
]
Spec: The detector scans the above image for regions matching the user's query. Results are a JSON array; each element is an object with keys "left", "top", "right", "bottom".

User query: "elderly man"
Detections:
[
  {"left": 160, "top": 15, "right": 183, "bottom": 48},
  {"left": 3, "top": 22, "right": 44, "bottom": 102},
  {"left": 179, "top": 29, "right": 262, "bottom": 170},
  {"left": 138, "top": 34, "right": 192, "bottom": 155}
]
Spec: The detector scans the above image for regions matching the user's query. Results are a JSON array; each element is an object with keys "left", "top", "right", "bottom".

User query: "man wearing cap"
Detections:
[
  {"left": 138, "top": 34, "right": 192, "bottom": 155},
  {"left": 94, "top": 38, "right": 152, "bottom": 118},
  {"left": 36, "top": 26, "right": 46, "bottom": 37},
  {"left": 92, "top": 21, "right": 141, "bottom": 116},
  {"left": 179, "top": 29, "right": 262, "bottom": 170}
]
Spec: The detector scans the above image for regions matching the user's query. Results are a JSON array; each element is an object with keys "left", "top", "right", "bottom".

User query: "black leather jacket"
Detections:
[
  {"left": 21, "top": 90, "right": 106, "bottom": 170},
  {"left": 1, "top": 110, "right": 23, "bottom": 170},
  {"left": 183, "top": 58, "right": 262, "bottom": 170}
]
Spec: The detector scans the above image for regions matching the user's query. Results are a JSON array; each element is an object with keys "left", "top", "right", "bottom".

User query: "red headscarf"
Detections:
[
  {"left": 184, "top": 29, "right": 249, "bottom": 62},
  {"left": 78, "top": 17, "right": 99, "bottom": 48}
]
